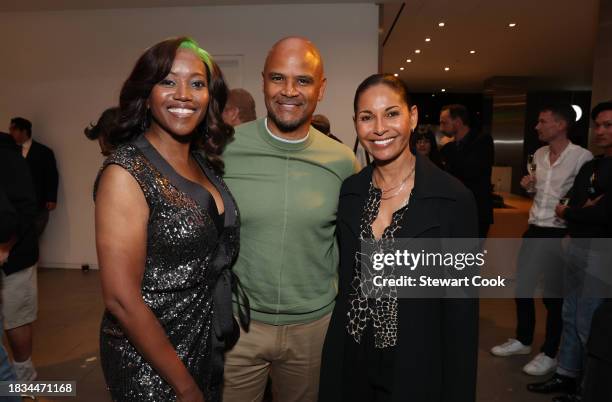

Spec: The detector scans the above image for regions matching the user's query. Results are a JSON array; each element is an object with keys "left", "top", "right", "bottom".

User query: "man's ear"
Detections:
[
  {"left": 410, "top": 105, "right": 419, "bottom": 132},
  {"left": 317, "top": 77, "right": 328, "bottom": 102}
]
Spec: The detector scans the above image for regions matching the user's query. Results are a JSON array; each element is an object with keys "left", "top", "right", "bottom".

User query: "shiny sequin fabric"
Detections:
[
  {"left": 95, "top": 140, "right": 239, "bottom": 402},
  {"left": 346, "top": 181, "right": 409, "bottom": 349}
]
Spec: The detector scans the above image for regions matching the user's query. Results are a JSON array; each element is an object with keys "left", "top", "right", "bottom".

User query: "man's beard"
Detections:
[{"left": 267, "top": 110, "right": 309, "bottom": 133}]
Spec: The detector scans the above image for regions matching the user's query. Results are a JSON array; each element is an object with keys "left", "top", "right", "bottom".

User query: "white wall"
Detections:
[{"left": 0, "top": 4, "right": 379, "bottom": 269}]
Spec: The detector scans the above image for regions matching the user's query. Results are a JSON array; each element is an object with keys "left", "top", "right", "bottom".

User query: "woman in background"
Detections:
[
  {"left": 410, "top": 129, "right": 443, "bottom": 169},
  {"left": 319, "top": 74, "right": 479, "bottom": 402},
  {"left": 84, "top": 106, "right": 119, "bottom": 156},
  {"left": 95, "top": 37, "right": 246, "bottom": 402}
]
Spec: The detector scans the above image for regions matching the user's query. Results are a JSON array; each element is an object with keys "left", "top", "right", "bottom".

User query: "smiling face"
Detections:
[
  {"left": 262, "top": 38, "right": 326, "bottom": 136},
  {"left": 147, "top": 49, "right": 209, "bottom": 140},
  {"left": 354, "top": 83, "right": 417, "bottom": 164}
]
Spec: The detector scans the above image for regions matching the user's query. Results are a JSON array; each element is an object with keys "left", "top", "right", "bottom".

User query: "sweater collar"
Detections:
[{"left": 257, "top": 118, "right": 314, "bottom": 151}]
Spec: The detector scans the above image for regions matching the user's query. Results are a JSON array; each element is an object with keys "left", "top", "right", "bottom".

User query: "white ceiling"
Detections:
[
  {"left": 0, "top": 0, "right": 378, "bottom": 12},
  {"left": 2, "top": 0, "right": 599, "bottom": 92},
  {"left": 382, "top": 0, "right": 600, "bottom": 92}
]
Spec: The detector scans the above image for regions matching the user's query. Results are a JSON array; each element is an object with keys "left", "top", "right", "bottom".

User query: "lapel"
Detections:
[{"left": 340, "top": 155, "right": 459, "bottom": 239}]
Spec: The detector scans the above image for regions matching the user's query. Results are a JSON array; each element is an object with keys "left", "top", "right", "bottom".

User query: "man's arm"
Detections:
[
  {"left": 458, "top": 134, "right": 494, "bottom": 182},
  {"left": 564, "top": 194, "right": 610, "bottom": 224},
  {"left": 0, "top": 187, "right": 18, "bottom": 242},
  {"left": 44, "top": 146, "right": 59, "bottom": 209}
]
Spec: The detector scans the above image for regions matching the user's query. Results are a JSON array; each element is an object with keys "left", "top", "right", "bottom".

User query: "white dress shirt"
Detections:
[
  {"left": 528, "top": 142, "right": 592, "bottom": 228},
  {"left": 21, "top": 138, "right": 32, "bottom": 158}
]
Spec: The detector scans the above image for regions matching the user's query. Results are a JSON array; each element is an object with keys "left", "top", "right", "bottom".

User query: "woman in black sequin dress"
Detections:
[{"left": 94, "top": 37, "right": 248, "bottom": 402}]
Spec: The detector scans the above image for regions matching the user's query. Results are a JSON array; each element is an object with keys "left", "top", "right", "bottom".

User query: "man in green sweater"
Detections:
[{"left": 222, "top": 37, "right": 358, "bottom": 402}]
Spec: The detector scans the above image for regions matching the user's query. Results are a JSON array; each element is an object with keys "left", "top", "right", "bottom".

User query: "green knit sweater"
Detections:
[{"left": 223, "top": 118, "right": 358, "bottom": 325}]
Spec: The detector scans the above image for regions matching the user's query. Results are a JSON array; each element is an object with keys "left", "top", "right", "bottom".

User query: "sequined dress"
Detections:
[{"left": 95, "top": 136, "right": 242, "bottom": 402}]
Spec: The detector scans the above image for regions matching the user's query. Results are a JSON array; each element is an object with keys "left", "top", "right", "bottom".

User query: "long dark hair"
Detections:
[{"left": 108, "top": 37, "right": 233, "bottom": 172}]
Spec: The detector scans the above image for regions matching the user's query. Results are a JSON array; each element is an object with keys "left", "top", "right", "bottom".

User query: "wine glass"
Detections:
[{"left": 526, "top": 154, "right": 537, "bottom": 194}]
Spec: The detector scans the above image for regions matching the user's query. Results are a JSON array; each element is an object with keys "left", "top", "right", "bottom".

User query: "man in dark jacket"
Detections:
[
  {"left": 0, "top": 131, "right": 39, "bottom": 381},
  {"left": 9, "top": 117, "right": 58, "bottom": 237},
  {"left": 439, "top": 104, "right": 494, "bottom": 238}
]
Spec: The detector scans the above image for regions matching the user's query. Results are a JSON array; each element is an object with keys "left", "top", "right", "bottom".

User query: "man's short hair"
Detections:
[
  {"left": 10, "top": 117, "right": 32, "bottom": 137},
  {"left": 591, "top": 101, "right": 612, "bottom": 121},
  {"left": 227, "top": 88, "right": 256, "bottom": 123},
  {"left": 540, "top": 104, "right": 576, "bottom": 129},
  {"left": 311, "top": 114, "right": 330, "bottom": 134},
  {"left": 441, "top": 104, "right": 470, "bottom": 127}
]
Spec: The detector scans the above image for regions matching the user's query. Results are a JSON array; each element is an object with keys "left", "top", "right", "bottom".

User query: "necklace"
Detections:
[{"left": 373, "top": 163, "right": 416, "bottom": 200}]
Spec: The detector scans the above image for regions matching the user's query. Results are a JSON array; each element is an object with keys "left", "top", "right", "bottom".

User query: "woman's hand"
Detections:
[
  {"left": 555, "top": 204, "right": 568, "bottom": 218},
  {"left": 176, "top": 382, "right": 205, "bottom": 402}
]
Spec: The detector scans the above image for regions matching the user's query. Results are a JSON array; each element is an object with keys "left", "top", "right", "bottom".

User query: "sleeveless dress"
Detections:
[{"left": 95, "top": 136, "right": 246, "bottom": 402}]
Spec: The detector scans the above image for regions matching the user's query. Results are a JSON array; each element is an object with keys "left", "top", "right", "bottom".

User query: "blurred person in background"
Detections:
[
  {"left": 84, "top": 107, "right": 119, "bottom": 156},
  {"left": 9, "top": 117, "right": 58, "bottom": 238},
  {"left": 311, "top": 113, "right": 343, "bottom": 143},
  {"left": 222, "top": 88, "right": 257, "bottom": 127},
  {"left": 0, "top": 130, "right": 39, "bottom": 384},
  {"left": 410, "top": 129, "right": 443, "bottom": 168}
]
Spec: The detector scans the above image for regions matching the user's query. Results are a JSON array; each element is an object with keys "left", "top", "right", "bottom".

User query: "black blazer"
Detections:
[
  {"left": 25, "top": 140, "right": 58, "bottom": 210},
  {"left": 319, "top": 155, "right": 480, "bottom": 402},
  {"left": 440, "top": 131, "right": 494, "bottom": 227}
]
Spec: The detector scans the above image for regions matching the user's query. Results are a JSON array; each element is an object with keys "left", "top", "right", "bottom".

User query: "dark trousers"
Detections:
[
  {"left": 341, "top": 325, "right": 395, "bottom": 402},
  {"left": 582, "top": 355, "right": 612, "bottom": 401},
  {"left": 34, "top": 209, "right": 49, "bottom": 239},
  {"left": 514, "top": 225, "right": 566, "bottom": 358},
  {"left": 478, "top": 221, "right": 490, "bottom": 239}
]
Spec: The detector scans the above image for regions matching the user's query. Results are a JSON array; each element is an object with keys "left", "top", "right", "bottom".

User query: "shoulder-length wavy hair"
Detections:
[{"left": 108, "top": 36, "right": 233, "bottom": 173}]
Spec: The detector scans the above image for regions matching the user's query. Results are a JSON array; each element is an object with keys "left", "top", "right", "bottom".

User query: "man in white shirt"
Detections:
[{"left": 491, "top": 104, "right": 592, "bottom": 380}]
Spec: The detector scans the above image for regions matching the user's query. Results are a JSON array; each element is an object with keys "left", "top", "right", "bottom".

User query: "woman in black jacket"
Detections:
[{"left": 319, "top": 74, "right": 479, "bottom": 402}]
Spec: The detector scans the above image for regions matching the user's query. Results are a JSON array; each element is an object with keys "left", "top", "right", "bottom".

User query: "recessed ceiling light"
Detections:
[
  {"left": 444, "top": 67, "right": 450, "bottom": 71},
  {"left": 469, "top": 50, "right": 476, "bottom": 54},
  {"left": 406, "top": 59, "right": 412, "bottom": 63},
  {"left": 441, "top": 88, "right": 446, "bottom": 92},
  {"left": 425, "top": 37, "right": 431, "bottom": 42},
  {"left": 400, "top": 67, "right": 405, "bottom": 71},
  {"left": 394, "top": 73, "right": 399, "bottom": 77},
  {"left": 508, "top": 22, "right": 517, "bottom": 27},
  {"left": 438, "top": 22, "right": 445, "bottom": 27},
  {"left": 415, "top": 49, "right": 421, "bottom": 54}
]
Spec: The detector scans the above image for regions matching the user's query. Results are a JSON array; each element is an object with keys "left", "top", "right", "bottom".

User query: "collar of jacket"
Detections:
[{"left": 341, "top": 153, "right": 458, "bottom": 201}]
